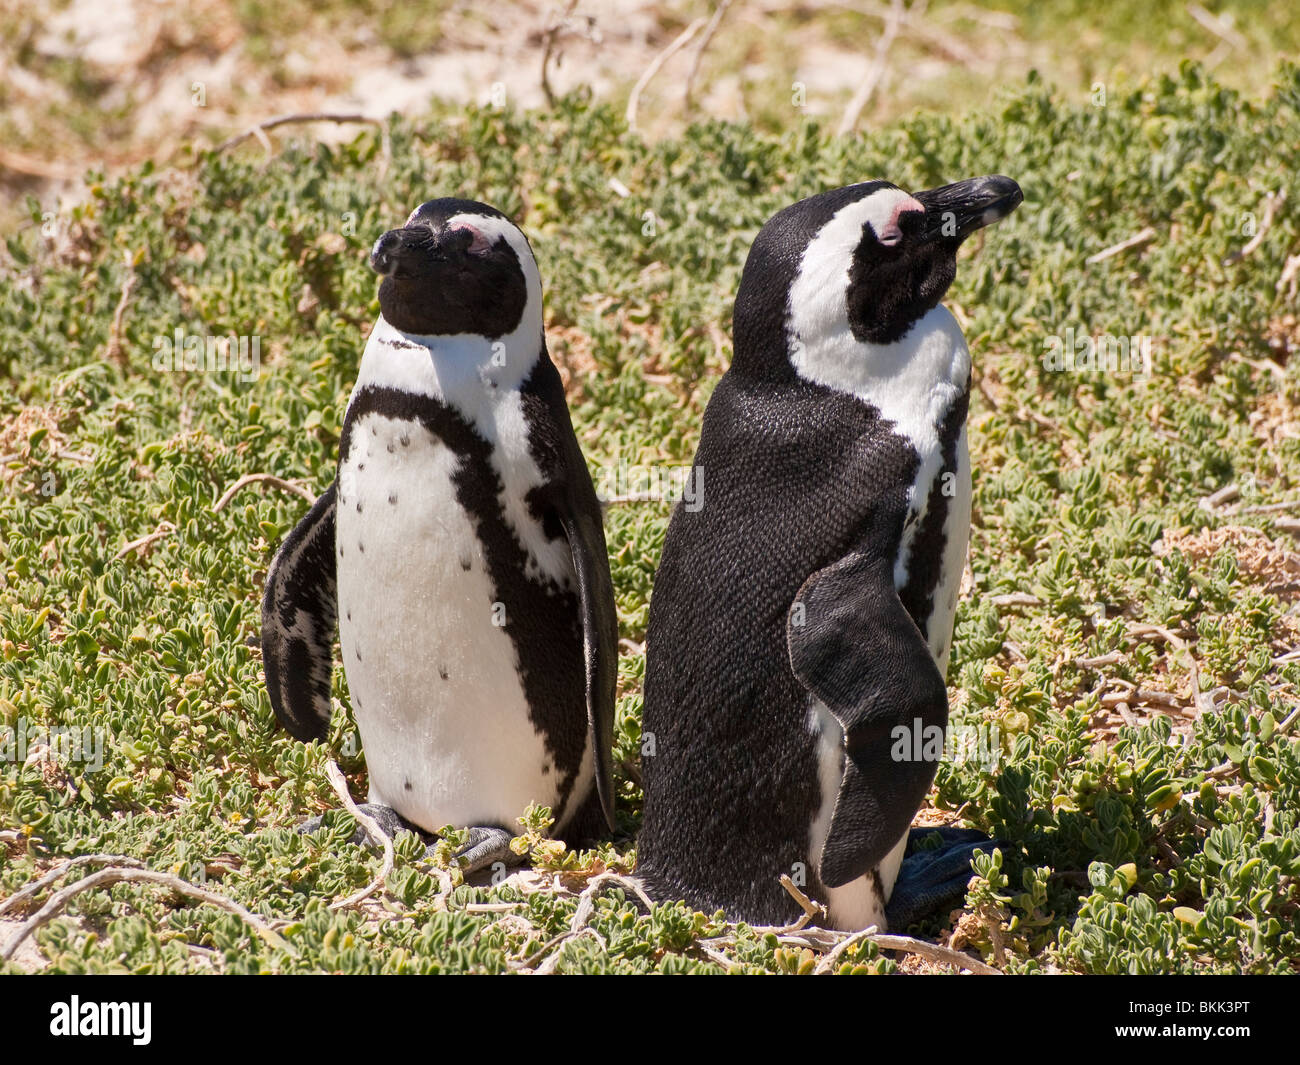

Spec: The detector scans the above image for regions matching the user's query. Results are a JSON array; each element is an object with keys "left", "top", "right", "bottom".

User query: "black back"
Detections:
[
  {"left": 637, "top": 181, "right": 969, "bottom": 923},
  {"left": 637, "top": 368, "right": 926, "bottom": 921}
]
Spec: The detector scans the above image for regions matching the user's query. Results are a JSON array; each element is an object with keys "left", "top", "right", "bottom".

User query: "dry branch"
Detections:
[
  {"left": 1, "top": 866, "right": 295, "bottom": 962},
  {"left": 1086, "top": 227, "right": 1157, "bottom": 265},
  {"left": 684, "top": 0, "right": 736, "bottom": 111},
  {"left": 214, "top": 472, "right": 317, "bottom": 511},
  {"left": 626, "top": 18, "right": 708, "bottom": 132},
  {"left": 324, "top": 759, "right": 396, "bottom": 911}
]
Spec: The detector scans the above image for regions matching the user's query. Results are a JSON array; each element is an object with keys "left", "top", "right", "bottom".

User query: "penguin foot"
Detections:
[
  {"left": 456, "top": 826, "right": 518, "bottom": 875},
  {"left": 300, "top": 803, "right": 428, "bottom": 848},
  {"left": 884, "top": 827, "right": 1001, "bottom": 931},
  {"left": 435, "top": 826, "right": 518, "bottom": 876}
]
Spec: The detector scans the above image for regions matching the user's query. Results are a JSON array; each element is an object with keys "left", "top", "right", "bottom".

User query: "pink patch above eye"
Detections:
[
  {"left": 878, "top": 196, "right": 924, "bottom": 246},
  {"left": 448, "top": 221, "right": 493, "bottom": 255}
]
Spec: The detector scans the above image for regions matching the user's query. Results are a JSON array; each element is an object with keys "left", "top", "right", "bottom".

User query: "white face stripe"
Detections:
[
  {"left": 786, "top": 189, "right": 972, "bottom": 588},
  {"left": 349, "top": 208, "right": 572, "bottom": 592}
]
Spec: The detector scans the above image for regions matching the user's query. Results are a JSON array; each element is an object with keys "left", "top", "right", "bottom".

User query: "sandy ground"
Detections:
[{"left": 3, "top": 0, "right": 1034, "bottom": 218}]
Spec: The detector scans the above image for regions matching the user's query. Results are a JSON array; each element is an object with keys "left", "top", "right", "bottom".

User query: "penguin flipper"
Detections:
[
  {"left": 556, "top": 502, "right": 618, "bottom": 832},
  {"left": 261, "top": 482, "right": 338, "bottom": 743},
  {"left": 787, "top": 549, "right": 948, "bottom": 889}
]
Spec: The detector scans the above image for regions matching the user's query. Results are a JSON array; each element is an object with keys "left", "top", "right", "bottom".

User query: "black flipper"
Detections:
[
  {"left": 522, "top": 354, "right": 618, "bottom": 834},
  {"left": 261, "top": 483, "right": 338, "bottom": 742},
  {"left": 787, "top": 548, "right": 948, "bottom": 889},
  {"left": 555, "top": 498, "right": 618, "bottom": 832}
]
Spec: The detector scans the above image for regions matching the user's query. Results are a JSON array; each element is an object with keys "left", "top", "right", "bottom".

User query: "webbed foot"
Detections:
[
  {"left": 434, "top": 825, "right": 519, "bottom": 876},
  {"left": 884, "top": 827, "right": 1001, "bottom": 931}
]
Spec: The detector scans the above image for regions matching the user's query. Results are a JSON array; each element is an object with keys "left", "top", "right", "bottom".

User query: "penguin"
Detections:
[
  {"left": 637, "top": 175, "right": 1022, "bottom": 930},
  {"left": 261, "top": 198, "right": 617, "bottom": 870}
]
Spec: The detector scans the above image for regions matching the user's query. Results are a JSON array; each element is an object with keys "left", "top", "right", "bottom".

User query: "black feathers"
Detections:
[
  {"left": 261, "top": 484, "right": 338, "bottom": 743},
  {"left": 638, "top": 371, "right": 925, "bottom": 923}
]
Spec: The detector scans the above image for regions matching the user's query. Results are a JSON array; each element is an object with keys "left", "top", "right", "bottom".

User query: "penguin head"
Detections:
[
  {"left": 370, "top": 199, "right": 542, "bottom": 340},
  {"left": 732, "top": 176, "right": 1021, "bottom": 382}
]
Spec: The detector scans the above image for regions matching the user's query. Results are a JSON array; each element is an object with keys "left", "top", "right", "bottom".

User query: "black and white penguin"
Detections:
[
  {"left": 261, "top": 198, "right": 617, "bottom": 870},
  {"left": 637, "top": 175, "right": 1022, "bottom": 929}
]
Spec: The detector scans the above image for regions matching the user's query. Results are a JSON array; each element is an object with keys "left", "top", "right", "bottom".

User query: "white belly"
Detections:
[{"left": 335, "top": 411, "right": 558, "bottom": 831}]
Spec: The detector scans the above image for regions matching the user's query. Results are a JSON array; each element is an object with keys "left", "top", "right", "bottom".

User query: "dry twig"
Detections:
[
  {"left": 113, "top": 521, "right": 176, "bottom": 561},
  {"left": 0, "top": 855, "right": 149, "bottom": 919},
  {"left": 214, "top": 472, "right": 317, "bottom": 511},
  {"left": 540, "top": 0, "right": 581, "bottom": 107},
  {"left": 1086, "top": 227, "right": 1157, "bottom": 265},
  {"left": 324, "top": 759, "right": 396, "bottom": 911},
  {"left": 1, "top": 866, "right": 294, "bottom": 962},
  {"left": 1223, "top": 188, "right": 1285, "bottom": 264},
  {"left": 838, "top": 0, "right": 905, "bottom": 135},
  {"left": 626, "top": 18, "right": 708, "bottom": 132},
  {"left": 104, "top": 251, "right": 140, "bottom": 370},
  {"left": 683, "top": 0, "right": 735, "bottom": 111}
]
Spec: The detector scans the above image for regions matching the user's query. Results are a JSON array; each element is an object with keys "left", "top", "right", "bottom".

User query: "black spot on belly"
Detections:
[
  {"left": 459, "top": 554, "right": 472, "bottom": 571},
  {"left": 438, "top": 665, "right": 449, "bottom": 680},
  {"left": 355, "top": 648, "right": 362, "bottom": 662},
  {"left": 358, "top": 462, "right": 366, "bottom": 471},
  {"left": 356, "top": 500, "right": 363, "bottom": 513},
  {"left": 358, "top": 542, "right": 365, "bottom": 553},
  {"left": 404, "top": 779, "right": 412, "bottom": 791},
  {"left": 541, "top": 763, "right": 550, "bottom": 776},
  {"left": 526, "top": 489, "right": 567, "bottom": 541},
  {"left": 346, "top": 609, "right": 352, "bottom": 621},
  {"left": 388, "top": 493, "right": 397, "bottom": 505},
  {"left": 400, "top": 433, "right": 410, "bottom": 447}
]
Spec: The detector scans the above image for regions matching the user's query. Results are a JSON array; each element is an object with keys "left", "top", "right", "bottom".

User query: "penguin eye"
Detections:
[
  {"left": 875, "top": 222, "right": 904, "bottom": 247},
  {"left": 448, "top": 222, "right": 494, "bottom": 256}
]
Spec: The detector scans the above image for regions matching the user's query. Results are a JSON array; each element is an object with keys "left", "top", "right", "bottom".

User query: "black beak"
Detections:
[
  {"left": 370, "top": 227, "right": 422, "bottom": 279},
  {"left": 913, "top": 174, "right": 1022, "bottom": 243},
  {"left": 370, "top": 225, "right": 467, "bottom": 279}
]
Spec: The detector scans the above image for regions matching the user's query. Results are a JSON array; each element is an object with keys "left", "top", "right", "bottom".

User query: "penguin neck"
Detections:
[
  {"left": 786, "top": 303, "right": 971, "bottom": 447},
  {"left": 353, "top": 314, "right": 544, "bottom": 423}
]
